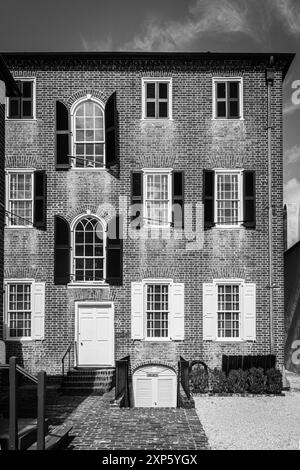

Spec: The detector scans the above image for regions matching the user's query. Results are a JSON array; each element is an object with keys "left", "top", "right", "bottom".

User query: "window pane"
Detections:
[
  {"left": 229, "top": 101, "right": 239, "bottom": 118},
  {"left": 229, "top": 82, "right": 239, "bottom": 99},
  {"left": 22, "top": 100, "right": 33, "bottom": 118},
  {"left": 74, "top": 217, "right": 104, "bottom": 282},
  {"left": 146, "top": 284, "right": 169, "bottom": 338},
  {"left": 216, "top": 82, "right": 226, "bottom": 99},
  {"left": 217, "top": 101, "right": 226, "bottom": 117},
  {"left": 146, "top": 101, "right": 155, "bottom": 118},
  {"left": 159, "top": 83, "right": 168, "bottom": 99},
  {"left": 146, "top": 83, "right": 155, "bottom": 99},
  {"left": 159, "top": 102, "right": 168, "bottom": 118},
  {"left": 9, "top": 98, "right": 20, "bottom": 118},
  {"left": 22, "top": 81, "right": 32, "bottom": 98},
  {"left": 8, "top": 283, "right": 32, "bottom": 338}
]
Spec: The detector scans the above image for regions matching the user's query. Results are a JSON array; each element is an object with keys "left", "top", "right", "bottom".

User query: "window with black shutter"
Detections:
[
  {"left": 131, "top": 172, "right": 143, "bottom": 230},
  {"left": 105, "top": 92, "right": 117, "bottom": 167},
  {"left": 172, "top": 171, "right": 184, "bottom": 229},
  {"left": 106, "top": 215, "right": 122, "bottom": 285},
  {"left": 203, "top": 170, "right": 215, "bottom": 228},
  {"left": 8, "top": 79, "right": 35, "bottom": 119},
  {"left": 243, "top": 171, "right": 256, "bottom": 228},
  {"left": 56, "top": 101, "right": 70, "bottom": 170},
  {"left": 54, "top": 216, "right": 70, "bottom": 285},
  {"left": 33, "top": 171, "right": 47, "bottom": 229}
]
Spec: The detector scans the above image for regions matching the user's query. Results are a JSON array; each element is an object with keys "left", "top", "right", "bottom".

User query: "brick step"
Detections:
[
  {"left": 66, "top": 373, "right": 115, "bottom": 379},
  {"left": 61, "top": 387, "right": 108, "bottom": 396}
]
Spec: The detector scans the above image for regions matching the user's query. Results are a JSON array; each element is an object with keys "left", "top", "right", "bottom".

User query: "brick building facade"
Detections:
[{"left": 1, "top": 52, "right": 294, "bottom": 404}]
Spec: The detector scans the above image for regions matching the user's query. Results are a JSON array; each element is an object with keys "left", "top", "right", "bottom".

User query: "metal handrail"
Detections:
[{"left": 61, "top": 341, "right": 74, "bottom": 377}]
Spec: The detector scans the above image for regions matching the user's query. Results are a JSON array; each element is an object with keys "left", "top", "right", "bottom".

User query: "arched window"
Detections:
[
  {"left": 73, "top": 216, "right": 105, "bottom": 282},
  {"left": 73, "top": 100, "right": 105, "bottom": 168}
]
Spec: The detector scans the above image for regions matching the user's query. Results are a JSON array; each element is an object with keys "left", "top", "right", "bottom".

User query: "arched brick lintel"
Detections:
[{"left": 132, "top": 360, "right": 177, "bottom": 375}]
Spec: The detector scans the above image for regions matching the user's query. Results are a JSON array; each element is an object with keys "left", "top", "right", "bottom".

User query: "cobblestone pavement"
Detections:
[{"left": 46, "top": 391, "right": 210, "bottom": 450}]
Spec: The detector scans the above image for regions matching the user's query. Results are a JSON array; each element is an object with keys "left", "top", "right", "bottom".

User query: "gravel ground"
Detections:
[{"left": 194, "top": 373, "right": 300, "bottom": 450}]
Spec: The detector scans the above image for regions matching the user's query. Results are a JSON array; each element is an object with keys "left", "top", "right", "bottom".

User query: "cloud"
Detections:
[
  {"left": 284, "top": 178, "right": 300, "bottom": 204},
  {"left": 80, "top": 34, "right": 113, "bottom": 52},
  {"left": 273, "top": 0, "right": 300, "bottom": 35},
  {"left": 285, "top": 145, "right": 300, "bottom": 164},
  {"left": 122, "top": 0, "right": 266, "bottom": 52}
]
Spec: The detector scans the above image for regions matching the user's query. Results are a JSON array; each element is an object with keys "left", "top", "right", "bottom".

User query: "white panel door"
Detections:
[
  {"left": 78, "top": 304, "right": 114, "bottom": 366},
  {"left": 133, "top": 366, "right": 177, "bottom": 408}
]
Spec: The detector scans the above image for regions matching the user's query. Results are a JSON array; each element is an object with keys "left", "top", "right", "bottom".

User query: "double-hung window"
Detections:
[
  {"left": 203, "top": 280, "right": 256, "bottom": 342},
  {"left": 73, "top": 100, "right": 105, "bottom": 168},
  {"left": 7, "top": 79, "right": 35, "bottom": 119},
  {"left": 142, "top": 79, "right": 172, "bottom": 119},
  {"left": 7, "top": 171, "right": 34, "bottom": 227},
  {"left": 73, "top": 216, "right": 105, "bottom": 283},
  {"left": 146, "top": 283, "right": 169, "bottom": 339},
  {"left": 7, "top": 283, "right": 32, "bottom": 338},
  {"left": 215, "top": 170, "right": 242, "bottom": 227},
  {"left": 217, "top": 284, "right": 240, "bottom": 339},
  {"left": 213, "top": 78, "right": 242, "bottom": 119},
  {"left": 131, "top": 280, "right": 184, "bottom": 341},
  {"left": 144, "top": 171, "right": 172, "bottom": 227}
]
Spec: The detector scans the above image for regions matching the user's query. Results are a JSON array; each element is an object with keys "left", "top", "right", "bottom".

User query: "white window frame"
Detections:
[
  {"left": 5, "top": 169, "right": 35, "bottom": 228},
  {"left": 142, "top": 168, "right": 173, "bottom": 228},
  {"left": 142, "top": 279, "right": 173, "bottom": 342},
  {"left": 70, "top": 95, "right": 106, "bottom": 170},
  {"left": 4, "top": 279, "right": 35, "bottom": 341},
  {"left": 214, "top": 169, "right": 243, "bottom": 229},
  {"left": 142, "top": 78, "right": 173, "bottom": 120},
  {"left": 212, "top": 77, "right": 243, "bottom": 120},
  {"left": 213, "top": 279, "right": 244, "bottom": 342},
  {"left": 69, "top": 213, "right": 107, "bottom": 287},
  {"left": 6, "top": 77, "right": 36, "bottom": 121}
]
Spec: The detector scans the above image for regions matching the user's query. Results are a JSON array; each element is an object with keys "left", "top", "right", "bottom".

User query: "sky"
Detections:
[{"left": 1, "top": 0, "right": 300, "bottom": 247}]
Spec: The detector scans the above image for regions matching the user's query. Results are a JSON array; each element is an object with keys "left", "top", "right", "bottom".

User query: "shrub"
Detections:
[
  {"left": 266, "top": 368, "right": 282, "bottom": 394},
  {"left": 190, "top": 366, "right": 209, "bottom": 393},
  {"left": 227, "top": 369, "right": 248, "bottom": 393},
  {"left": 210, "top": 368, "right": 228, "bottom": 393},
  {"left": 247, "top": 367, "right": 266, "bottom": 394}
]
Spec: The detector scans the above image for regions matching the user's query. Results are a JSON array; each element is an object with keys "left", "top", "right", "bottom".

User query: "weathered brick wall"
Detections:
[
  {"left": 3, "top": 56, "right": 286, "bottom": 374},
  {"left": 0, "top": 80, "right": 5, "bottom": 342}
]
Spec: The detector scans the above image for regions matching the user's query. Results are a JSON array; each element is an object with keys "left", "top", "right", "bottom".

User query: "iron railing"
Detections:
[{"left": 61, "top": 341, "right": 76, "bottom": 378}]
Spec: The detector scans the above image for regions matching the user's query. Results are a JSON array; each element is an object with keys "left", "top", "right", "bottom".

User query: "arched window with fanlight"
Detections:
[
  {"left": 73, "top": 100, "right": 105, "bottom": 168},
  {"left": 73, "top": 216, "right": 105, "bottom": 282}
]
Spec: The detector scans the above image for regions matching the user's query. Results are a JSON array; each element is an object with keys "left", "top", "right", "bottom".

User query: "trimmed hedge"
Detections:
[
  {"left": 190, "top": 366, "right": 209, "bottom": 394},
  {"left": 202, "top": 367, "right": 283, "bottom": 395}
]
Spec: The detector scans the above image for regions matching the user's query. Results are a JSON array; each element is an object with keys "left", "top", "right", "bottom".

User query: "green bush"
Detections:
[
  {"left": 266, "top": 368, "right": 282, "bottom": 394},
  {"left": 190, "top": 366, "right": 209, "bottom": 393},
  {"left": 210, "top": 368, "right": 228, "bottom": 393},
  {"left": 227, "top": 369, "right": 248, "bottom": 393},
  {"left": 247, "top": 367, "right": 266, "bottom": 394}
]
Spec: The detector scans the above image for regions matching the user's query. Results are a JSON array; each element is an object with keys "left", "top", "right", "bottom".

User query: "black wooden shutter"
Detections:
[
  {"left": 203, "top": 170, "right": 215, "bottom": 228},
  {"left": 106, "top": 215, "right": 122, "bottom": 285},
  {"left": 105, "top": 92, "right": 117, "bottom": 167},
  {"left": 54, "top": 216, "right": 70, "bottom": 285},
  {"left": 34, "top": 171, "right": 47, "bottom": 229},
  {"left": 131, "top": 172, "right": 143, "bottom": 230},
  {"left": 56, "top": 101, "right": 70, "bottom": 170},
  {"left": 172, "top": 171, "right": 184, "bottom": 229},
  {"left": 243, "top": 171, "right": 256, "bottom": 228}
]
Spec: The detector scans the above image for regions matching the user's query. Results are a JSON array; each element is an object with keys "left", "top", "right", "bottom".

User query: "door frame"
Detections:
[{"left": 74, "top": 301, "right": 115, "bottom": 368}]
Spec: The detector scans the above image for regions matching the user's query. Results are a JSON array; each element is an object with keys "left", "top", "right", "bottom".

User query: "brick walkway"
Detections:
[{"left": 46, "top": 391, "right": 210, "bottom": 450}]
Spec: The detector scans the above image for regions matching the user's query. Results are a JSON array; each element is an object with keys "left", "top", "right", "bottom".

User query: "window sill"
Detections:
[
  {"left": 215, "top": 339, "right": 245, "bottom": 343},
  {"left": 213, "top": 225, "right": 244, "bottom": 230},
  {"left": 142, "top": 338, "right": 172, "bottom": 342},
  {"left": 211, "top": 117, "right": 244, "bottom": 121},
  {"left": 141, "top": 118, "right": 173, "bottom": 122},
  {"left": 6, "top": 338, "right": 35, "bottom": 342},
  {"left": 67, "top": 282, "right": 110, "bottom": 289},
  {"left": 5, "top": 118, "right": 37, "bottom": 122},
  {"left": 5, "top": 226, "right": 34, "bottom": 230},
  {"left": 69, "top": 167, "right": 107, "bottom": 171}
]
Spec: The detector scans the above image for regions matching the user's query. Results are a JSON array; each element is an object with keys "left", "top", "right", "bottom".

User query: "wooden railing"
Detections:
[
  {"left": 179, "top": 356, "right": 190, "bottom": 399},
  {"left": 0, "top": 356, "right": 47, "bottom": 450},
  {"left": 115, "top": 356, "right": 130, "bottom": 407},
  {"left": 61, "top": 341, "right": 76, "bottom": 378}
]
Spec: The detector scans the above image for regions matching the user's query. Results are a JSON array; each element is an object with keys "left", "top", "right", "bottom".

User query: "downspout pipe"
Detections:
[{"left": 266, "top": 58, "right": 275, "bottom": 355}]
